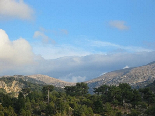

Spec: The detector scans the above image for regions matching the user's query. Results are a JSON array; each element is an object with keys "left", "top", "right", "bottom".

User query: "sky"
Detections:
[{"left": 0, "top": 0, "right": 155, "bottom": 82}]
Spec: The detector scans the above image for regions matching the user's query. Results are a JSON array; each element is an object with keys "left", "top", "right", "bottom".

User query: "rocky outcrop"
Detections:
[{"left": 0, "top": 80, "right": 23, "bottom": 97}]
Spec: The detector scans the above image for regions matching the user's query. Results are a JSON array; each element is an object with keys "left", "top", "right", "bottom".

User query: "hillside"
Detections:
[
  {"left": 86, "top": 61, "right": 155, "bottom": 93},
  {"left": 0, "top": 76, "right": 43, "bottom": 97},
  {"left": 1, "top": 74, "right": 75, "bottom": 87},
  {"left": 0, "top": 74, "right": 75, "bottom": 96},
  {"left": 27, "top": 74, "right": 75, "bottom": 87},
  {"left": 0, "top": 75, "right": 69, "bottom": 97}
]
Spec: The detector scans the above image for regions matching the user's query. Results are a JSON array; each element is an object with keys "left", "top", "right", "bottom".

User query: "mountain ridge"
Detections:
[
  {"left": 86, "top": 61, "right": 155, "bottom": 93},
  {"left": 1, "top": 61, "right": 155, "bottom": 94},
  {"left": 0, "top": 74, "right": 75, "bottom": 88},
  {"left": 27, "top": 74, "right": 75, "bottom": 87}
]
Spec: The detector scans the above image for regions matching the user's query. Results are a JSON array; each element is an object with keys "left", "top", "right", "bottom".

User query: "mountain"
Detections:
[
  {"left": 1, "top": 74, "right": 75, "bottom": 87},
  {"left": 1, "top": 61, "right": 155, "bottom": 95},
  {"left": 0, "top": 74, "right": 75, "bottom": 97},
  {"left": 27, "top": 74, "right": 75, "bottom": 87},
  {"left": 86, "top": 61, "right": 155, "bottom": 93}
]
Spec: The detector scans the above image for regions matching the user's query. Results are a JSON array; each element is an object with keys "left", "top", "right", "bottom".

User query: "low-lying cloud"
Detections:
[
  {"left": 1, "top": 29, "right": 155, "bottom": 82},
  {"left": 43, "top": 52, "right": 155, "bottom": 82},
  {"left": 58, "top": 74, "right": 86, "bottom": 83}
]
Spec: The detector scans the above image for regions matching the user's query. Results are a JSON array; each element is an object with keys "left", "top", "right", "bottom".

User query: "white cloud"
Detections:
[
  {"left": 89, "top": 40, "right": 119, "bottom": 47},
  {"left": 88, "top": 40, "right": 152, "bottom": 53},
  {"left": 32, "top": 39, "right": 152, "bottom": 60},
  {"left": 0, "top": 0, "right": 34, "bottom": 20},
  {"left": 35, "top": 51, "right": 155, "bottom": 82},
  {"left": 33, "top": 30, "right": 55, "bottom": 44},
  {"left": 58, "top": 74, "right": 86, "bottom": 82},
  {"left": 123, "top": 65, "right": 129, "bottom": 69},
  {"left": 32, "top": 44, "right": 91, "bottom": 59},
  {"left": 0, "top": 29, "right": 34, "bottom": 72},
  {"left": 1, "top": 29, "right": 155, "bottom": 83},
  {"left": 109, "top": 20, "right": 129, "bottom": 30}
]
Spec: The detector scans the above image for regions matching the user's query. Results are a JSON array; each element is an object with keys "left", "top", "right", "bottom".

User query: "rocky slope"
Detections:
[
  {"left": 27, "top": 74, "right": 75, "bottom": 87},
  {"left": 86, "top": 61, "right": 155, "bottom": 93},
  {"left": 0, "top": 79, "right": 24, "bottom": 97},
  {"left": 1, "top": 74, "right": 75, "bottom": 88},
  {"left": 0, "top": 74, "right": 73, "bottom": 97}
]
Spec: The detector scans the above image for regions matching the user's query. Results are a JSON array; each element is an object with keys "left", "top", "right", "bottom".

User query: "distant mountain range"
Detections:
[
  {"left": 0, "top": 61, "right": 155, "bottom": 94},
  {"left": 86, "top": 61, "right": 155, "bottom": 93}
]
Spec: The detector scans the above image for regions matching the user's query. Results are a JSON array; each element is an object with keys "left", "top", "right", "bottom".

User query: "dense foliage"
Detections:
[
  {"left": 146, "top": 80, "right": 155, "bottom": 93},
  {"left": 0, "top": 79, "right": 155, "bottom": 115}
]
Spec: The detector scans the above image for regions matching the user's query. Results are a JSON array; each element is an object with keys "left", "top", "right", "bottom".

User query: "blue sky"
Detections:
[{"left": 0, "top": 0, "right": 155, "bottom": 82}]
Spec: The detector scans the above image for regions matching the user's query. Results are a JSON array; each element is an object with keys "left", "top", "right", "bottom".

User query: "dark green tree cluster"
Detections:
[
  {"left": 64, "top": 82, "right": 88, "bottom": 96},
  {"left": 0, "top": 82, "right": 155, "bottom": 116},
  {"left": 0, "top": 82, "right": 93, "bottom": 116},
  {"left": 93, "top": 83, "right": 155, "bottom": 116}
]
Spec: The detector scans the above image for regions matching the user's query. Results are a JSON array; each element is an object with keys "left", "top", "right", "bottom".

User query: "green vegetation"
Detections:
[
  {"left": 146, "top": 80, "right": 155, "bottom": 93},
  {"left": 0, "top": 77, "right": 155, "bottom": 115}
]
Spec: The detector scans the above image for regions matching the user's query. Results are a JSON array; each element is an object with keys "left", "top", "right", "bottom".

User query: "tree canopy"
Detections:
[{"left": 0, "top": 82, "right": 155, "bottom": 116}]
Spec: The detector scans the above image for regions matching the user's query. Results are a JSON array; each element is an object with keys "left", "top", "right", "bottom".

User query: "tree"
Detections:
[
  {"left": 76, "top": 82, "right": 89, "bottom": 96},
  {"left": 131, "top": 89, "right": 141, "bottom": 108},
  {"left": 1, "top": 93, "right": 12, "bottom": 107},
  {"left": 73, "top": 104, "right": 92, "bottom": 116},
  {"left": 139, "top": 87, "right": 155, "bottom": 106},
  {"left": 145, "top": 104, "right": 155, "bottom": 116},
  {"left": 118, "top": 83, "right": 133, "bottom": 105},
  {"left": 45, "top": 101, "right": 56, "bottom": 115},
  {"left": 7, "top": 106, "right": 17, "bottom": 116},
  {"left": 65, "top": 82, "right": 89, "bottom": 96},
  {"left": 94, "top": 85, "right": 109, "bottom": 95},
  {"left": 64, "top": 86, "right": 76, "bottom": 96},
  {"left": 42, "top": 85, "right": 54, "bottom": 104},
  {"left": 108, "top": 85, "right": 122, "bottom": 105},
  {"left": 93, "top": 99, "right": 103, "bottom": 114},
  {"left": 22, "top": 88, "right": 31, "bottom": 96},
  {"left": 20, "top": 109, "right": 26, "bottom": 116},
  {"left": 104, "top": 102, "right": 116, "bottom": 116},
  {"left": 16, "top": 92, "right": 25, "bottom": 112}
]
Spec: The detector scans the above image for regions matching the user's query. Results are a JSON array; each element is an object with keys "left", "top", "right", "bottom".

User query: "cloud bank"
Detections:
[
  {"left": 0, "top": 0, "right": 34, "bottom": 20},
  {"left": 1, "top": 29, "right": 155, "bottom": 82},
  {"left": 35, "top": 52, "right": 155, "bottom": 82}
]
